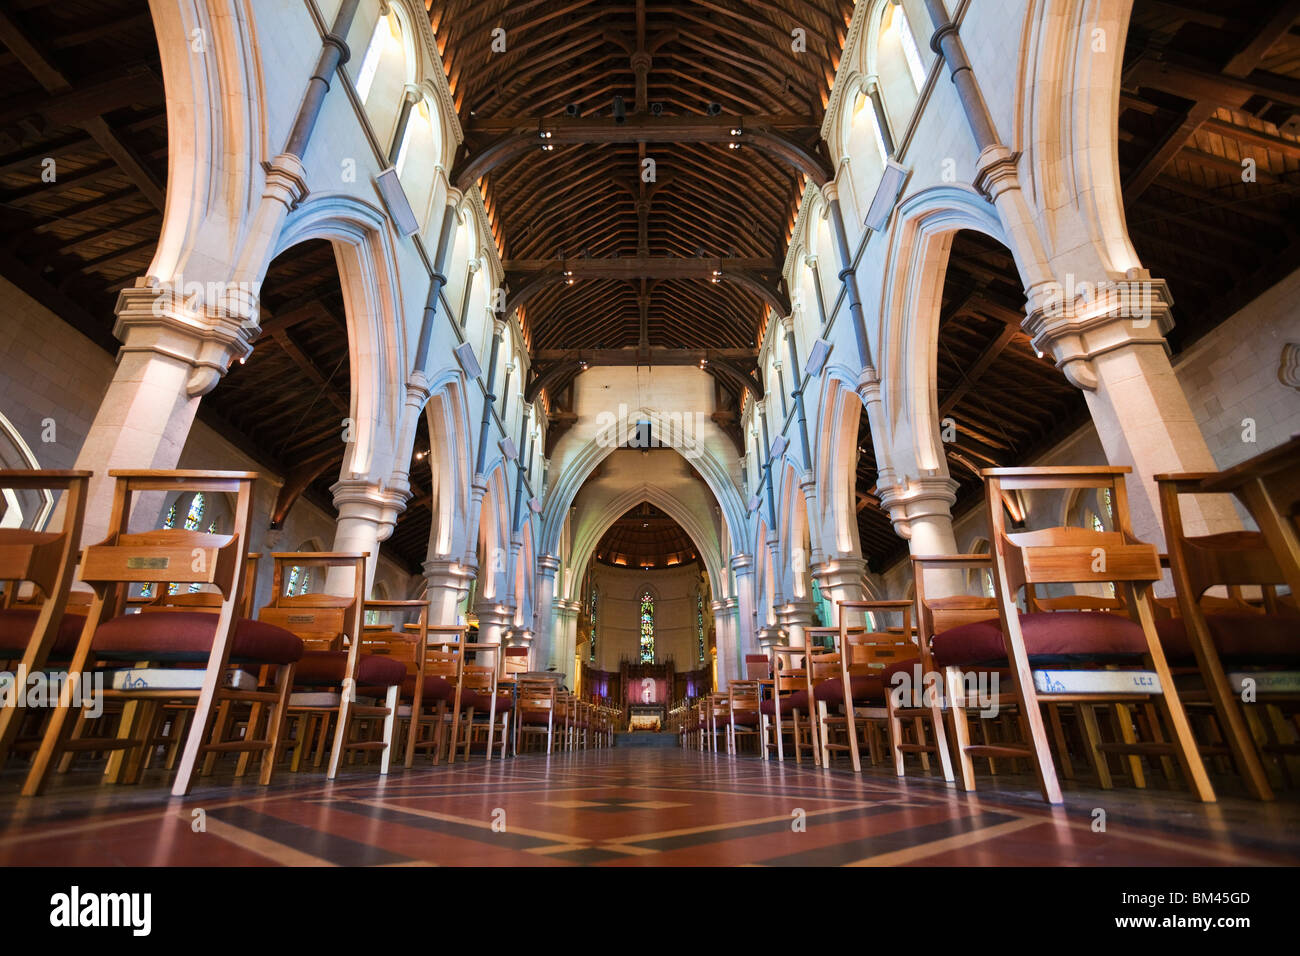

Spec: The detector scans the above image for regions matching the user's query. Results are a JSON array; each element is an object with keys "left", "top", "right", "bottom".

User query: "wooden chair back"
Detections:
[
  {"left": 744, "top": 654, "right": 770, "bottom": 680},
  {"left": 837, "top": 600, "right": 918, "bottom": 677},
  {"left": 256, "top": 553, "right": 367, "bottom": 652},
  {"left": 983, "top": 467, "right": 1161, "bottom": 597},
  {"left": 1157, "top": 475, "right": 1287, "bottom": 603}
]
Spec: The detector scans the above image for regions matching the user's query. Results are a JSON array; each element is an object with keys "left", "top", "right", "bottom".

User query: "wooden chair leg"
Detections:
[
  {"left": 1078, "top": 703, "right": 1114, "bottom": 790},
  {"left": 943, "top": 667, "right": 976, "bottom": 792},
  {"left": 1047, "top": 704, "right": 1075, "bottom": 780}
]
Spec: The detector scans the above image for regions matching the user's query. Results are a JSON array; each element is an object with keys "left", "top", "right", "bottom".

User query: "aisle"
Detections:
[{"left": 1, "top": 749, "right": 1297, "bottom": 866}]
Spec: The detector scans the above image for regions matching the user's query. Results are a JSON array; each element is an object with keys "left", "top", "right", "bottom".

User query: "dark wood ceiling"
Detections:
[
  {"left": 1119, "top": 0, "right": 1300, "bottom": 351},
  {"left": 433, "top": 0, "right": 853, "bottom": 382},
  {"left": 594, "top": 501, "right": 700, "bottom": 568}
]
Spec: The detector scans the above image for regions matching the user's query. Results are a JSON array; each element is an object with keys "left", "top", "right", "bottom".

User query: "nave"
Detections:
[{"left": 3, "top": 747, "right": 1297, "bottom": 868}]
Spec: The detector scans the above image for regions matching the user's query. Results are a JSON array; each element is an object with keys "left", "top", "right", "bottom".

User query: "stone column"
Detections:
[
  {"left": 474, "top": 601, "right": 515, "bottom": 647},
  {"left": 329, "top": 477, "right": 407, "bottom": 594},
  {"left": 533, "top": 553, "right": 561, "bottom": 672},
  {"left": 422, "top": 557, "right": 471, "bottom": 625},
  {"left": 879, "top": 475, "right": 965, "bottom": 598},
  {"left": 730, "top": 554, "right": 756, "bottom": 686},
  {"left": 68, "top": 285, "right": 257, "bottom": 544},
  {"left": 710, "top": 599, "right": 729, "bottom": 692},
  {"left": 776, "top": 600, "right": 817, "bottom": 648},
  {"left": 1025, "top": 276, "right": 1240, "bottom": 547},
  {"left": 811, "top": 555, "right": 871, "bottom": 626},
  {"left": 552, "top": 599, "right": 581, "bottom": 685},
  {"left": 718, "top": 598, "right": 739, "bottom": 689}
]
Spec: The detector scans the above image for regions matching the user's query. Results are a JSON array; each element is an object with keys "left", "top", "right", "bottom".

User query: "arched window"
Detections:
[
  {"left": 286, "top": 566, "right": 311, "bottom": 597},
  {"left": 183, "top": 492, "right": 205, "bottom": 531},
  {"left": 876, "top": 1, "right": 925, "bottom": 139},
  {"left": 589, "top": 585, "right": 598, "bottom": 662},
  {"left": 639, "top": 589, "right": 655, "bottom": 662}
]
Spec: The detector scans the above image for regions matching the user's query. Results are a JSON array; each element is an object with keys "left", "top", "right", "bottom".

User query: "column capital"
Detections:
[
  {"left": 856, "top": 365, "right": 882, "bottom": 404},
  {"left": 537, "top": 553, "right": 561, "bottom": 576},
  {"left": 1024, "top": 269, "right": 1175, "bottom": 391},
  {"left": 756, "top": 624, "right": 786, "bottom": 648},
  {"left": 330, "top": 478, "right": 408, "bottom": 542},
  {"left": 877, "top": 475, "right": 958, "bottom": 539},
  {"left": 729, "top": 553, "right": 754, "bottom": 576},
  {"left": 710, "top": 599, "right": 727, "bottom": 614},
  {"left": 972, "top": 144, "right": 1023, "bottom": 203},
  {"left": 508, "top": 627, "right": 534, "bottom": 647},
  {"left": 723, "top": 597, "right": 739, "bottom": 610},
  {"left": 820, "top": 180, "right": 840, "bottom": 205},
  {"left": 114, "top": 282, "right": 259, "bottom": 396},
  {"left": 810, "top": 555, "right": 868, "bottom": 591},
  {"left": 263, "top": 152, "right": 311, "bottom": 209},
  {"left": 776, "top": 600, "right": 817, "bottom": 628}
]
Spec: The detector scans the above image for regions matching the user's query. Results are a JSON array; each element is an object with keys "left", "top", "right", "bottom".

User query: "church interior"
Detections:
[{"left": 0, "top": 0, "right": 1299, "bottom": 895}]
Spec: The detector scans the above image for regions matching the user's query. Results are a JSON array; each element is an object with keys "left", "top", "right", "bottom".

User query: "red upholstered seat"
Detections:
[
  {"left": 759, "top": 689, "right": 809, "bottom": 715},
  {"left": 294, "top": 649, "right": 406, "bottom": 686},
  {"left": 93, "top": 612, "right": 303, "bottom": 665},
  {"left": 519, "top": 707, "right": 554, "bottom": 725},
  {"left": 399, "top": 674, "right": 457, "bottom": 702},
  {"left": 1155, "top": 614, "right": 1300, "bottom": 665},
  {"left": 812, "top": 673, "right": 887, "bottom": 706},
  {"left": 459, "top": 690, "right": 513, "bottom": 711},
  {"left": 0, "top": 608, "right": 86, "bottom": 657},
  {"left": 729, "top": 710, "right": 760, "bottom": 726},
  {"left": 930, "top": 611, "right": 1148, "bottom": 668}
]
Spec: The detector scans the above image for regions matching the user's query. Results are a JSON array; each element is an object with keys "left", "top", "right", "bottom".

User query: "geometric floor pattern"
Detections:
[{"left": 2, "top": 748, "right": 1298, "bottom": 866}]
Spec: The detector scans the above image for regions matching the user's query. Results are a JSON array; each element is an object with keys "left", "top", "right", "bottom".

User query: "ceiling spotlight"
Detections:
[
  {"left": 578, "top": 360, "right": 589, "bottom": 370},
  {"left": 650, "top": 102, "right": 663, "bottom": 116},
  {"left": 705, "top": 102, "right": 721, "bottom": 115},
  {"left": 565, "top": 103, "right": 579, "bottom": 117},
  {"left": 612, "top": 95, "right": 626, "bottom": 124}
]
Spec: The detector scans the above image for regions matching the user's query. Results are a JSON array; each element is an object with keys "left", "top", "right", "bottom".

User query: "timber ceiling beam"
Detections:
[
  {"left": 454, "top": 114, "right": 830, "bottom": 190},
  {"left": 0, "top": 10, "right": 165, "bottom": 211}
]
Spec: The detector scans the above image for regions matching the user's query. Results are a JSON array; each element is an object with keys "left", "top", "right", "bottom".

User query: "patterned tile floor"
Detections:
[{"left": 2, "top": 748, "right": 1298, "bottom": 866}]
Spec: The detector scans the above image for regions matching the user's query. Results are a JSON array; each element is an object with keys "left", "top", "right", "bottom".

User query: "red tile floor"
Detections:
[{"left": 1, "top": 747, "right": 1298, "bottom": 866}]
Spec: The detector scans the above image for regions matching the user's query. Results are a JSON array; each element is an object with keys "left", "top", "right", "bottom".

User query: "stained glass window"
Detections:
[
  {"left": 287, "top": 566, "right": 310, "bottom": 596},
  {"left": 639, "top": 590, "right": 654, "bottom": 663},
  {"left": 589, "top": 586, "right": 597, "bottom": 661},
  {"left": 697, "top": 592, "right": 705, "bottom": 661},
  {"left": 162, "top": 503, "right": 178, "bottom": 530},
  {"left": 183, "top": 493, "right": 205, "bottom": 531},
  {"left": 207, "top": 520, "right": 218, "bottom": 534}
]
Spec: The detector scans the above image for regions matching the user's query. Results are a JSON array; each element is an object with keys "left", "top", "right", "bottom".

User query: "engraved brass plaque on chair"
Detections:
[{"left": 127, "top": 557, "right": 170, "bottom": 569}]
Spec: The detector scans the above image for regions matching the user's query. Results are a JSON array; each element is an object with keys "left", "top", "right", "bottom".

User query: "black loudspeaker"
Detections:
[
  {"left": 650, "top": 102, "right": 663, "bottom": 116},
  {"left": 705, "top": 102, "right": 721, "bottom": 115},
  {"left": 565, "top": 103, "right": 579, "bottom": 117},
  {"left": 612, "top": 96, "right": 626, "bottom": 123}
]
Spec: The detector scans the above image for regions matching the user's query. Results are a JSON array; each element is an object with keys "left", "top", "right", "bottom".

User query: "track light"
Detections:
[{"left": 612, "top": 95, "right": 626, "bottom": 124}]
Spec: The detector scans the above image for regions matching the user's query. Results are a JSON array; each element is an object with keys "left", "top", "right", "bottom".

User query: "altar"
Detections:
[{"left": 628, "top": 705, "right": 664, "bottom": 732}]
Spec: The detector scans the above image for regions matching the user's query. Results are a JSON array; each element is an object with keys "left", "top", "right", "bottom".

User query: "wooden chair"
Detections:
[
  {"left": 705, "top": 691, "right": 731, "bottom": 753},
  {"left": 811, "top": 601, "right": 924, "bottom": 773},
  {"left": 23, "top": 471, "right": 302, "bottom": 797},
  {"left": 727, "top": 679, "right": 762, "bottom": 755},
  {"left": 515, "top": 677, "right": 557, "bottom": 754},
  {"left": 351, "top": 598, "right": 435, "bottom": 772},
  {"left": 448, "top": 641, "right": 510, "bottom": 760},
  {"left": 0, "top": 470, "right": 90, "bottom": 772},
  {"left": 1157, "top": 471, "right": 1300, "bottom": 800},
  {"left": 758, "top": 643, "right": 818, "bottom": 764},
  {"left": 256, "top": 553, "right": 405, "bottom": 779},
  {"left": 399, "top": 623, "right": 466, "bottom": 766},
  {"left": 926, "top": 466, "right": 1214, "bottom": 805}
]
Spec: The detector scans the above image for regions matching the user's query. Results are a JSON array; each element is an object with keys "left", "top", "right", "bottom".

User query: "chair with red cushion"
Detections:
[
  {"left": 921, "top": 466, "right": 1214, "bottom": 806},
  {"left": 726, "top": 680, "right": 762, "bottom": 755},
  {"left": 759, "top": 640, "right": 818, "bottom": 765},
  {"left": 0, "top": 470, "right": 90, "bottom": 772},
  {"left": 515, "top": 677, "right": 557, "bottom": 754},
  {"left": 23, "top": 471, "right": 301, "bottom": 798},
  {"left": 397, "top": 623, "right": 466, "bottom": 766},
  {"left": 256, "top": 553, "right": 405, "bottom": 780},
  {"left": 1157, "top": 472, "right": 1300, "bottom": 801},
  {"left": 810, "top": 601, "right": 923, "bottom": 773},
  {"left": 448, "top": 641, "right": 510, "bottom": 760}
]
